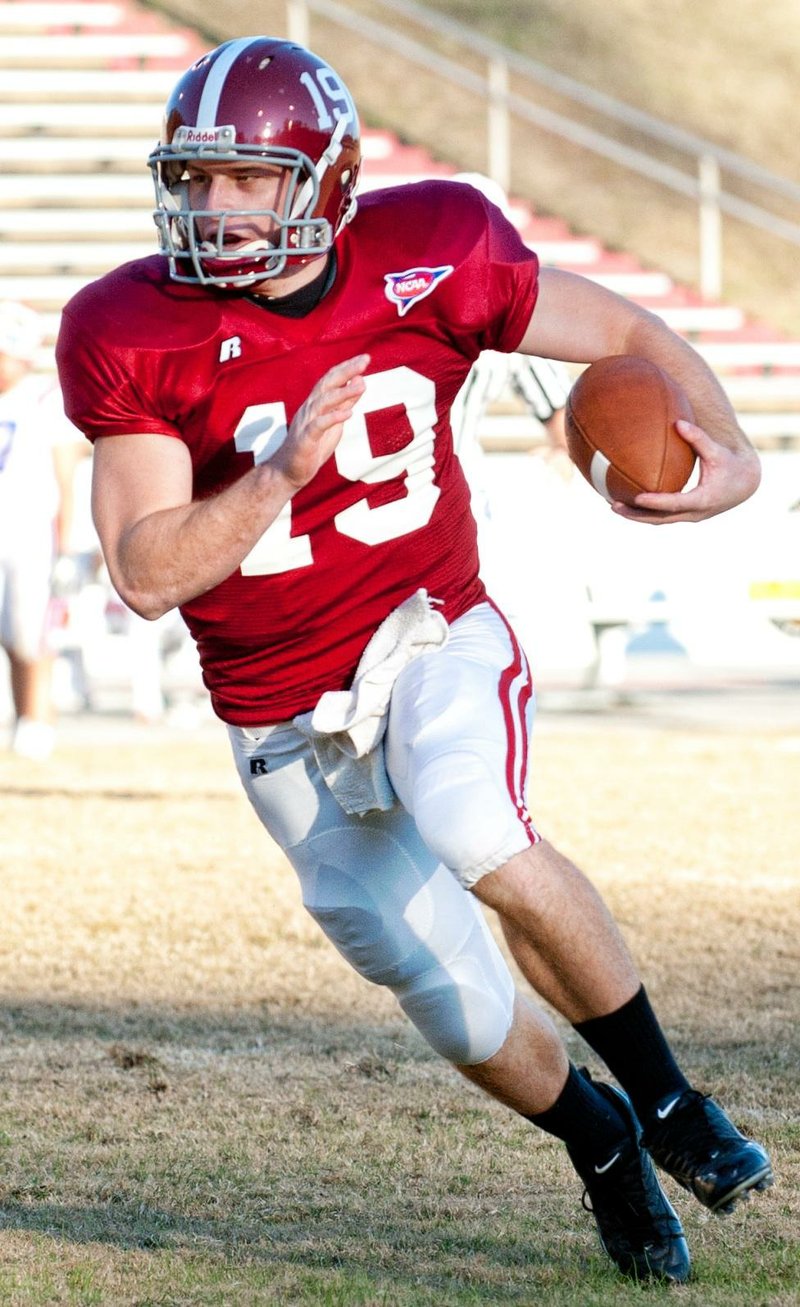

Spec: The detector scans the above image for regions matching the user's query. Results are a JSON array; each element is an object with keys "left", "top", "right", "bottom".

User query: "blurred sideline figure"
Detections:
[
  {"left": 449, "top": 176, "right": 597, "bottom": 679},
  {"left": 450, "top": 175, "right": 643, "bottom": 695},
  {"left": 450, "top": 175, "right": 571, "bottom": 474},
  {"left": 0, "top": 301, "right": 84, "bottom": 760},
  {"left": 55, "top": 454, "right": 206, "bottom": 726}
]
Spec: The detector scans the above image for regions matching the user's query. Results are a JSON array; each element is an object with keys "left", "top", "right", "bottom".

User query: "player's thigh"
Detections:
[
  {"left": 385, "top": 601, "right": 539, "bottom": 888},
  {"left": 228, "top": 718, "right": 489, "bottom": 976}
]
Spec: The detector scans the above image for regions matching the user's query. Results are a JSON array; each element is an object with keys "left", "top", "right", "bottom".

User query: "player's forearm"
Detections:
[
  {"left": 621, "top": 312, "right": 753, "bottom": 456},
  {"left": 529, "top": 270, "right": 759, "bottom": 488},
  {"left": 108, "top": 462, "right": 295, "bottom": 619},
  {"left": 620, "top": 311, "right": 762, "bottom": 510}
]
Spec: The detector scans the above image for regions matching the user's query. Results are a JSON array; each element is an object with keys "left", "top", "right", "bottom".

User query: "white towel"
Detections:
[{"left": 294, "top": 588, "right": 449, "bottom": 815}]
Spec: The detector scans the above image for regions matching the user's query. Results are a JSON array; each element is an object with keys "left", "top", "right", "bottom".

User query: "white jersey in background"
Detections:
[{"left": 0, "top": 374, "right": 75, "bottom": 547}]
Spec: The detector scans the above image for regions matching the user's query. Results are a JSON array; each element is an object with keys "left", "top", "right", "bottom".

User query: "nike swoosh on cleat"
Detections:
[
  {"left": 594, "top": 1150, "right": 622, "bottom": 1175},
  {"left": 656, "top": 1096, "right": 682, "bottom": 1120}
]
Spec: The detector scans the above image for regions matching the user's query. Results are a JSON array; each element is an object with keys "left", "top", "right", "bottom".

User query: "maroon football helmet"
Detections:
[{"left": 148, "top": 37, "right": 361, "bottom": 287}]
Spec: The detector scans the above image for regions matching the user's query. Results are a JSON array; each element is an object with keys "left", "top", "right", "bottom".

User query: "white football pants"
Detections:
[{"left": 227, "top": 601, "right": 539, "bottom": 1066}]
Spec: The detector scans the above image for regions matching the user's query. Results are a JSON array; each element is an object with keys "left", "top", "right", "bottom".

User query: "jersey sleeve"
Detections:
[
  {"left": 433, "top": 184, "right": 539, "bottom": 360},
  {"left": 56, "top": 302, "right": 182, "bottom": 443},
  {"left": 474, "top": 194, "right": 540, "bottom": 355}
]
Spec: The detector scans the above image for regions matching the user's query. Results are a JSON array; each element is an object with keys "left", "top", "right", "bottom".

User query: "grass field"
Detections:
[{"left": 1, "top": 711, "right": 798, "bottom": 1305}]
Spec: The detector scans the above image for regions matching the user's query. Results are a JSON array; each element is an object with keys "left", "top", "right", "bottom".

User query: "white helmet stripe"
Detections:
[
  {"left": 196, "top": 37, "right": 261, "bottom": 127},
  {"left": 290, "top": 114, "right": 348, "bottom": 219}
]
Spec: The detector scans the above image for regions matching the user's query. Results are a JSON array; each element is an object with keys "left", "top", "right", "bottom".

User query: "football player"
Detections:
[
  {"left": 0, "top": 301, "right": 84, "bottom": 759},
  {"left": 57, "top": 37, "right": 771, "bottom": 1283}
]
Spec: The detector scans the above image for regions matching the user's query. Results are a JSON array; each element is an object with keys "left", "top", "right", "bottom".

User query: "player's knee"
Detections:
[
  {"left": 307, "top": 894, "right": 513, "bottom": 1063},
  {"left": 299, "top": 842, "right": 439, "bottom": 990},
  {"left": 305, "top": 893, "right": 418, "bottom": 986},
  {"left": 396, "top": 953, "right": 514, "bottom": 1064},
  {"left": 298, "top": 838, "right": 516, "bottom": 1065}
]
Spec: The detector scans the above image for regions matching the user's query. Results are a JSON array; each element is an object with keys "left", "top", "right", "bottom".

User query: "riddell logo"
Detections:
[
  {"left": 173, "top": 124, "right": 236, "bottom": 148},
  {"left": 384, "top": 264, "right": 454, "bottom": 317},
  {"left": 183, "top": 129, "right": 218, "bottom": 144}
]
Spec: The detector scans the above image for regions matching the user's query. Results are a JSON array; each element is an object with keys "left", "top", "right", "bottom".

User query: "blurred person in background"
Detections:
[
  {"left": 450, "top": 176, "right": 651, "bottom": 697},
  {"left": 0, "top": 301, "right": 84, "bottom": 760},
  {"left": 449, "top": 175, "right": 572, "bottom": 479}
]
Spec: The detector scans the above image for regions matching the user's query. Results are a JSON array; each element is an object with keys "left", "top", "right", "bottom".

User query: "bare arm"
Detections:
[
  {"left": 92, "top": 354, "right": 369, "bottom": 619},
  {"left": 520, "top": 268, "right": 761, "bottom": 522}
]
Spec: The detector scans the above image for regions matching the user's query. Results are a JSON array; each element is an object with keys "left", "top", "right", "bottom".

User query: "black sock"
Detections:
[
  {"left": 527, "top": 1063, "right": 629, "bottom": 1161},
  {"left": 574, "top": 985, "right": 690, "bottom": 1122}
]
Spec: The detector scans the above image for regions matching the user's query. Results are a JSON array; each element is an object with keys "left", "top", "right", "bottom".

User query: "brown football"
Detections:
[{"left": 565, "top": 355, "right": 696, "bottom": 505}]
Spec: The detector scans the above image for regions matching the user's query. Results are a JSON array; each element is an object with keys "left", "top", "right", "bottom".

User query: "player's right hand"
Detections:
[{"left": 272, "top": 354, "right": 370, "bottom": 491}]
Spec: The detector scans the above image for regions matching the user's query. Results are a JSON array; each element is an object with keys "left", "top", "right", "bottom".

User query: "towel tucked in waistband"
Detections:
[{"left": 293, "top": 588, "right": 449, "bottom": 815}]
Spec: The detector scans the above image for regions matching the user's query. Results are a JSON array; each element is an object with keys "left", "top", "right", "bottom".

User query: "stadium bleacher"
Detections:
[{"left": 2, "top": 0, "right": 800, "bottom": 443}]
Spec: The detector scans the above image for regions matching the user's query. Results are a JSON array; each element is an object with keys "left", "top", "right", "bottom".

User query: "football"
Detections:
[{"left": 565, "top": 355, "right": 696, "bottom": 505}]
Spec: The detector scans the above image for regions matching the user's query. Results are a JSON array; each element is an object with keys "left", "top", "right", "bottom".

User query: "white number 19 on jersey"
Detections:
[{"left": 233, "top": 366, "right": 440, "bottom": 576}]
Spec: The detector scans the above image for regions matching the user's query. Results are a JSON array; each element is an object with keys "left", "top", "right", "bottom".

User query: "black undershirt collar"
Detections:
[{"left": 245, "top": 253, "right": 337, "bottom": 318}]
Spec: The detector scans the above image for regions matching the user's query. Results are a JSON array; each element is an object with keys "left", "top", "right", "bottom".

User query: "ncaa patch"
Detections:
[{"left": 384, "top": 265, "right": 454, "bottom": 317}]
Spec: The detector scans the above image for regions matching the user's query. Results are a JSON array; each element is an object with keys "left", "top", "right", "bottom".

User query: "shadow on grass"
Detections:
[
  {"left": 1, "top": 997, "right": 796, "bottom": 1069},
  {"left": 0, "top": 998, "right": 429, "bottom": 1068},
  {"left": 0, "top": 1196, "right": 581, "bottom": 1304},
  {"left": 0, "top": 1007, "right": 791, "bottom": 1301}
]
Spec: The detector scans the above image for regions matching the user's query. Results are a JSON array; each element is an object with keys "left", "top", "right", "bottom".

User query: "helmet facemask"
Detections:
[{"left": 150, "top": 143, "right": 344, "bottom": 287}]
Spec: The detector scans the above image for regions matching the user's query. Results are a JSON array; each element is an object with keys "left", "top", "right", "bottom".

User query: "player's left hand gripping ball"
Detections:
[{"left": 565, "top": 355, "right": 696, "bottom": 506}]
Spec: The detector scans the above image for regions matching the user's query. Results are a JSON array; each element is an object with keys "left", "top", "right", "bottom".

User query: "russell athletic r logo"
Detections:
[
  {"left": 219, "top": 336, "right": 242, "bottom": 362},
  {"left": 384, "top": 265, "right": 454, "bottom": 317}
]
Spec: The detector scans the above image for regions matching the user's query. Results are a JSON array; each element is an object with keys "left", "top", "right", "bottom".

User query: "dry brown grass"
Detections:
[{"left": 0, "top": 711, "right": 798, "bottom": 1303}]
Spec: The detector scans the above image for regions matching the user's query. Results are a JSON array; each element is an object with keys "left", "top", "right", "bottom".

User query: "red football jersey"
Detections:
[{"left": 57, "top": 180, "right": 539, "bottom": 723}]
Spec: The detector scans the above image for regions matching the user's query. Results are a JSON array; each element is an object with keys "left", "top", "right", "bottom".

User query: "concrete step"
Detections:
[
  {"left": 0, "top": 240, "right": 152, "bottom": 273},
  {"left": 0, "top": 32, "right": 200, "bottom": 66},
  {"left": 0, "top": 273, "right": 101, "bottom": 308},
  {"left": 645, "top": 303, "right": 746, "bottom": 333},
  {"left": 0, "top": 208, "right": 154, "bottom": 237},
  {"left": 581, "top": 270, "right": 674, "bottom": 297},
  {"left": 695, "top": 340, "right": 800, "bottom": 370},
  {"left": 728, "top": 375, "right": 800, "bottom": 400},
  {"left": 0, "top": 174, "right": 153, "bottom": 205},
  {"left": 0, "top": 3, "right": 125, "bottom": 29},
  {"left": 527, "top": 238, "right": 604, "bottom": 266},
  {"left": 0, "top": 102, "right": 163, "bottom": 134},
  {"left": 0, "top": 136, "right": 157, "bottom": 171},
  {"left": 0, "top": 68, "right": 176, "bottom": 98}
]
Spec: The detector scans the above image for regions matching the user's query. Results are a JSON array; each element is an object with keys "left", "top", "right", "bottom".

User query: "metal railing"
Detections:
[{"left": 286, "top": 0, "right": 800, "bottom": 302}]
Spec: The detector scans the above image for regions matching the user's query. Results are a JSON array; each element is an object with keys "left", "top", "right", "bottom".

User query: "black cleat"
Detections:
[
  {"left": 568, "top": 1077, "right": 691, "bottom": 1283},
  {"left": 643, "top": 1089, "right": 774, "bottom": 1215}
]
